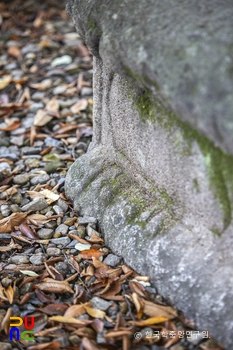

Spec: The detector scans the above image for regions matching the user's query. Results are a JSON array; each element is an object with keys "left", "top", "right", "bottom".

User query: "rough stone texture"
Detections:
[{"left": 66, "top": 0, "right": 233, "bottom": 347}]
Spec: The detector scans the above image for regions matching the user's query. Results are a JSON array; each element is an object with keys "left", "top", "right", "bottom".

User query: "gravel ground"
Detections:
[{"left": 0, "top": 1, "right": 223, "bottom": 350}]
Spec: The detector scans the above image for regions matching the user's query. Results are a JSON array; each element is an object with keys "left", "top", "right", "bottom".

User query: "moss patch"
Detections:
[{"left": 123, "top": 81, "right": 233, "bottom": 232}]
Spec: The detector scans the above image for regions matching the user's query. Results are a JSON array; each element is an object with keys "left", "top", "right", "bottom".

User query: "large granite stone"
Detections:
[{"left": 65, "top": 0, "right": 233, "bottom": 347}]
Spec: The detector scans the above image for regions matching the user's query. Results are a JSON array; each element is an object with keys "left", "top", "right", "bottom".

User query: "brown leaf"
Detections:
[
  {"left": 0, "top": 239, "right": 22, "bottom": 252},
  {"left": 0, "top": 75, "right": 11, "bottom": 90},
  {"left": 8, "top": 46, "right": 21, "bottom": 59},
  {"left": 79, "top": 249, "right": 104, "bottom": 260},
  {"left": 34, "top": 109, "right": 53, "bottom": 126},
  {"left": 129, "top": 316, "right": 168, "bottom": 326},
  {"left": 0, "top": 120, "right": 21, "bottom": 131},
  {"left": 39, "top": 304, "right": 68, "bottom": 315},
  {"left": 1, "top": 307, "right": 12, "bottom": 334},
  {"left": 131, "top": 292, "right": 144, "bottom": 319},
  {"left": 70, "top": 99, "right": 88, "bottom": 114},
  {"left": 83, "top": 305, "right": 106, "bottom": 319},
  {"left": 0, "top": 212, "right": 29, "bottom": 233},
  {"left": 87, "top": 234, "right": 104, "bottom": 243},
  {"left": 54, "top": 124, "right": 79, "bottom": 135},
  {"left": 30, "top": 79, "right": 52, "bottom": 90},
  {"left": 4, "top": 285, "right": 14, "bottom": 304},
  {"left": 28, "top": 341, "right": 61, "bottom": 350},
  {"left": 143, "top": 299, "right": 178, "bottom": 319},
  {"left": 64, "top": 304, "right": 86, "bottom": 318},
  {"left": 82, "top": 336, "right": 100, "bottom": 350},
  {"left": 19, "top": 221, "right": 38, "bottom": 239},
  {"left": 44, "top": 262, "right": 63, "bottom": 281},
  {"left": 36, "top": 278, "right": 74, "bottom": 294},
  {"left": 104, "top": 330, "right": 133, "bottom": 338},
  {"left": 35, "top": 289, "right": 56, "bottom": 304},
  {"left": 49, "top": 315, "right": 86, "bottom": 325},
  {"left": 46, "top": 97, "right": 59, "bottom": 112}
]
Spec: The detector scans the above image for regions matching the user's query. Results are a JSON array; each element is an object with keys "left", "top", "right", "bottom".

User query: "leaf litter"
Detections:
[{"left": 0, "top": 0, "right": 224, "bottom": 349}]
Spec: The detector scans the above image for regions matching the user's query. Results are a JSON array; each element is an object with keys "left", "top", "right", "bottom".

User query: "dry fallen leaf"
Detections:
[
  {"left": 82, "top": 337, "right": 100, "bottom": 350},
  {"left": 0, "top": 75, "right": 11, "bottom": 90},
  {"left": 30, "top": 79, "right": 52, "bottom": 90},
  {"left": 49, "top": 315, "right": 86, "bottom": 325},
  {"left": 36, "top": 278, "right": 74, "bottom": 294},
  {"left": 71, "top": 99, "right": 88, "bottom": 113},
  {"left": 129, "top": 316, "right": 168, "bottom": 326},
  {"left": 34, "top": 109, "right": 53, "bottom": 126},
  {"left": 0, "top": 239, "right": 22, "bottom": 252},
  {"left": 8, "top": 46, "right": 21, "bottom": 59},
  {"left": 46, "top": 97, "right": 59, "bottom": 112},
  {"left": 0, "top": 212, "right": 29, "bottom": 233},
  {"left": 83, "top": 305, "right": 106, "bottom": 319},
  {"left": 79, "top": 249, "right": 105, "bottom": 260},
  {"left": 0, "top": 120, "right": 21, "bottom": 131},
  {"left": 4, "top": 285, "right": 14, "bottom": 304},
  {"left": 64, "top": 304, "right": 86, "bottom": 318},
  {"left": 143, "top": 299, "right": 178, "bottom": 319},
  {"left": 40, "top": 189, "right": 60, "bottom": 203},
  {"left": 27, "top": 341, "right": 61, "bottom": 350}
]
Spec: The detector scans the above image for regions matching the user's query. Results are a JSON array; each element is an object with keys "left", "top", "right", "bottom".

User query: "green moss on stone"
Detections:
[{"left": 124, "top": 83, "right": 233, "bottom": 232}]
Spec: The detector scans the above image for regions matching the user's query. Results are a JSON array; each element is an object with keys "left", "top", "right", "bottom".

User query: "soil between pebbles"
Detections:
[{"left": 0, "top": 1, "right": 224, "bottom": 350}]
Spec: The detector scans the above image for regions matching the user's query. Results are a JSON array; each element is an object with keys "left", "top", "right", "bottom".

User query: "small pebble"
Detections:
[
  {"left": 103, "top": 254, "right": 122, "bottom": 267},
  {"left": 78, "top": 216, "right": 97, "bottom": 225},
  {"left": 37, "top": 228, "right": 54, "bottom": 239},
  {"left": 55, "top": 224, "right": 69, "bottom": 235},
  {"left": 13, "top": 174, "right": 30, "bottom": 185},
  {"left": 53, "top": 86, "right": 67, "bottom": 95},
  {"left": 30, "top": 173, "right": 50, "bottom": 185},
  {"left": 46, "top": 247, "right": 61, "bottom": 256},
  {"left": 51, "top": 55, "right": 72, "bottom": 67},
  {"left": 11, "top": 255, "right": 29, "bottom": 265},
  {"left": 30, "top": 255, "right": 44, "bottom": 265},
  {"left": 57, "top": 198, "right": 68, "bottom": 212},
  {"left": 91, "top": 297, "right": 112, "bottom": 311},
  {"left": 1, "top": 204, "right": 11, "bottom": 217},
  {"left": 21, "top": 198, "right": 48, "bottom": 211},
  {"left": 50, "top": 236, "right": 70, "bottom": 246}
]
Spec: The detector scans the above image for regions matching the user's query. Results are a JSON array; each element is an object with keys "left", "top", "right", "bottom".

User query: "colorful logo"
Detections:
[{"left": 9, "top": 316, "right": 35, "bottom": 341}]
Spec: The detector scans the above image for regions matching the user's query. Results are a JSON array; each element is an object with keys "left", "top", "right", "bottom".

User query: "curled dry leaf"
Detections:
[
  {"left": 129, "top": 316, "right": 169, "bottom": 326},
  {"left": 1, "top": 307, "right": 13, "bottom": 334},
  {"left": 30, "top": 79, "right": 52, "bottom": 90},
  {"left": 0, "top": 75, "right": 11, "bottom": 90},
  {"left": 46, "top": 97, "right": 59, "bottom": 112},
  {"left": 27, "top": 341, "right": 61, "bottom": 350},
  {"left": 0, "top": 120, "right": 21, "bottom": 131},
  {"left": 8, "top": 46, "right": 21, "bottom": 59},
  {"left": 49, "top": 315, "right": 86, "bottom": 325},
  {"left": 0, "top": 212, "right": 29, "bottom": 233},
  {"left": 19, "top": 221, "right": 38, "bottom": 239},
  {"left": 79, "top": 249, "right": 105, "bottom": 260},
  {"left": 71, "top": 99, "right": 88, "bottom": 114},
  {"left": 4, "top": 285, "right": 14, "bottom": 304},
  {"left": 39, "top": 304, "right": 68, "bottom": 316},
  {"left": 64, "top": 304, "right": 86, "bottom": 318},
  {"left": 104, "top": 330, "right": 133, "bottom": 338},
  {"left": 83, "top": 305, "right": 106, "bottom": 319},
  {"left": 82, "top": 336, "right": 100, "bottom": 350},
  {"left": 36, "top": 278, "right": 74, "bottom": 294},
  {"left": 34, "top": 109, "right": 53, "bottom": 126},
  {"left": 0, "top": 239, "right": 22, "bottom": 252},
  {"left": 143, "top": 299, "right": 178, "bottom": 319}
]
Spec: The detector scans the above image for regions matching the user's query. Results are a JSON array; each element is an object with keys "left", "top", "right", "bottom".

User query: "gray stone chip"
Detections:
[
  {"left": 21, "top": 198, "right": 48, "bottom": 211},
  {"left": 103, "top": 254, "right": 122, "bottom": 267},
  {"left": 90, "top": 297, "right": 113, "bottom": 311}
]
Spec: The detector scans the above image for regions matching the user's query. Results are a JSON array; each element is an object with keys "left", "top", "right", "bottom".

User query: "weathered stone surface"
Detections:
[{"left": 66, "top": 0, "right": 233, "bottom": 347}]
